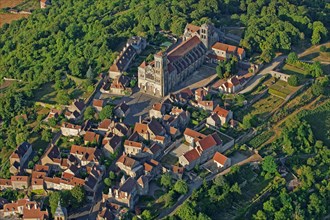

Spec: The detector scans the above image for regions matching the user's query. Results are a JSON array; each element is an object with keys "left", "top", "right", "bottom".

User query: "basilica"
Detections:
[{"left": 138, "top": 23, "right": 219, "bottom": 97}]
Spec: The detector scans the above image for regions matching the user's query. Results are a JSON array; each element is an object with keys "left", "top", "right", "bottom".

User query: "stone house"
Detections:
[
  {"left": 11, "top": 176, "right": 29, "bottom": 190},
  {"left": 183, "top": 128, "right": 206, "bottom": 145},
  {"left": 70, "top": 145, "right": 101, "bottom": 166},
  {"left": 114, "top": 102, "right": 130, "bottom": 118},
  {"left": 9, "top": 142, "right": 32, "bottom": 175},
  {"left": 102, "top": 133, "right": 122, "bottom": 156},
  {"left": 213, "top": 152, "right": 231, "bottom": 169},
  {"left": 68, "top": 100, "right": 85, "bottom": 114},
  {"left": 210, "top": 42, "right": 245, "bottom": 61},
  {"left": 84, "top": 131, "right": 101, "bottom": 145},
  {"left": 149, "top": 102, "right": 166, "bottom": 119},
  {"left": 116, "top": 155, "right": 143, "bottom": 178},
  {"left": 60, "top": 122, "right": 81, "bottom": 136},
  {"left": 206, "top": 105, "right": 233, "bottom": 127},
  {"left": 93, "top": 99, "right": 105, "bottom": 112}
]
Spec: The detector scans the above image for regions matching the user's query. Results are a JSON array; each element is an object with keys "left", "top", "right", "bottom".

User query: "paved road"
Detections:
[{"left": 239, "top": 55, "right": 287, "bottom": 94}]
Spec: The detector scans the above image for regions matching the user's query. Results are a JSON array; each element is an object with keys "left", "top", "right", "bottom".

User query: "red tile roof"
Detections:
[
  {"left": 93, "top": 99, "right": 104, "bottom": 108},
  {"left": 213, "top": 105, "right": 229, "bottom": 118},
  {"left": 168, "top": 36, "right": 201, "bottom": 60},
  {"left": 183, "top": 149, "right": 200, "bottom": 163},
  {"left": 186, "top": 23, "right": 200, "bottom": 33},
  {"left": 213, "top": 152, "right": 228, "bottom": 166}
]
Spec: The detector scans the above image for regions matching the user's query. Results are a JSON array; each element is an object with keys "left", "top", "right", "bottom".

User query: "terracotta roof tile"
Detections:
[{"left": 213, "top": 152, "right": 228, "bottom": 166}]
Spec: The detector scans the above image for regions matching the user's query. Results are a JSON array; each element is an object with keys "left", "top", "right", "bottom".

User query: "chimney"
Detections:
[{"left": 139, "top": 116, "right": 142, "bottom": 123}]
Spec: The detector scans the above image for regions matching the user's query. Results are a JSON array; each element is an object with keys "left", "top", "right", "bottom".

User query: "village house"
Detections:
[
  {"left": 149, "top": 102, "right": 166, "bottom": 119},
  {"left": 133, "top": 118, "right": 169, "bottom": 146},
  {"left": 179, "top": 133, "right": 223, "bottom": 170},
  {"left": 105, "top": 174, "right": 149, "bottom": 209},
  {"left": 9, "top": 142, "right": 33, "bottom": 175},
  {"left": 194, "top": 87, "right": 209, "bottom": 101},
  {"left": 183, "top": 128, "right": 206, "bottom": 145},
  {"left": 0, "top": 179, "right": 12, "bottom": 190},
  {"left": 68, "top": 99, "right": 86, "bottom": 114},
  {"left": 3, "top": 199, "right": 29, "bottom": 217},
  {"left": 124, "top": 140, "right": 145, "bottom": 157},
  {"left": 112, "top": 122, "right": 132, "bottom": 137},
  {"left": 213, "top": 152, "right": 231, "bottom": 169},
  {"left": 142, "top": 143, "right": 162, "bottom": 159},
  {"left": 171, "top": 165, "right": 184, "bottom": 179},
  {"left": 116, "top": 155, "right": 143, "bottom": 177},
  {"left": 169, "top": 88, "right": 194, "bottom": 105},
  {"left": 93, "top": 99, "right": 105, "bottom": 112},
  {"left": 109, "top": 36, "right": 146, "bottom": 79},
  {"left": 44, "top": 109, "right": 62, "bottom": 122},
  {"left": 97, "top": 119, "right": 115, "bottom": 135},
  {"left": 102, "top": 133, "right": 122, "bottom": 156},
  {"left": 64, "top": 110, "right": 80, "bottom": 121},
  {"left": 110, "top": 75, "right": 131, "bottom": 95},
  {"left": 114, "top": 102, "right": 130, "bottom": 118},
  {"left": 60, "top": 122, "right": 81, "bottom": 136},
  {"left": 70, "top": 145, "right": 101, "bottom": 166},
  {"left": 196, "top": 100, "right": 215, "bottom": 111},
  {"left": 84, "top": 131, "right": 101, "bottom": 145},
  {"left": 206, "top": 105, "right": 233, "bottom": 127},
  {"left": 209, "top": 42, "right": 245, "bottom": 61},
  {"left": 217, "top": 75, "right": 248, "bottom": 94},
  {"left": 11, "top": 176, "right": 29, "bottom": 190},
  {"left": 40, "top": 145, "right": 68, "bottom": 171},
  {"left": 179, "top": 149, "right": 200, "bottom": 171}
]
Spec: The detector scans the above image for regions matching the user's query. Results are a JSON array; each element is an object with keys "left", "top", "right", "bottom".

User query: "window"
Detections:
[{"left": 156, "top": 61, "right": 160, "bottom": 68}]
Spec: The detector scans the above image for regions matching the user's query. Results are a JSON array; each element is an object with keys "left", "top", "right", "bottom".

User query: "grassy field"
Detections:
[
  {"left": 299, "top": 42, "right": 330, "bottom": 63},
  {"left": 281, "top": 64, "right": 308, "bottom": 76},
  {"left": 237, "top": 93, "right": 283, "bottom": 121},
  {"left": 0, "top": 0, "right": 39, "bottom": 27},
  {"left": 0, "top": 0, "right": 25, "bottom": 8},
  {"left": 269, "top": 80, "right": 298, "bottom": 99}
]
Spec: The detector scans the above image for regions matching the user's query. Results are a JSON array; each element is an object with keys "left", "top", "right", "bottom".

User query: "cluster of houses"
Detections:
[
  {"left": 1, "top": 142, "right": 104, "bottom": 194},
  {"left": 100, "top": 36, "right": 147, "bottom": 96},
  {"left": 95, "top": 85, "right": 234, "bottom": 218}
]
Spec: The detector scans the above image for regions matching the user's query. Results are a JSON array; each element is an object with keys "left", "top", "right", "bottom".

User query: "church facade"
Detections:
[{"left": 138, "top": 23, "right": 219, "bottom": 97}]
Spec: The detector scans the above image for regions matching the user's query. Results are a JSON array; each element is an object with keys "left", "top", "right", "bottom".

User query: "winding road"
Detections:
[{"left": 239, "top": 55, "right": 287, "bottom": 94}]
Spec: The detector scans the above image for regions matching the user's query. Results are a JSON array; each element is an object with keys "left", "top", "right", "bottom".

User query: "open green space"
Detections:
[
  {"left": 301, "top": 101, "right": 330, "bottom": 146},
  {"left": 282, "top": 64, "right": 308, "bottom": 76},
  {"left": 236, "top": 93, "right": 283, "bottom": 121},
  {"left": 269, "top": 80, "right": 298, "bottom": 99}
]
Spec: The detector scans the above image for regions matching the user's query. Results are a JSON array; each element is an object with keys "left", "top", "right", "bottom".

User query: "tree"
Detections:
[
  {"left": 262, "top": 156, "right": 277, "bottom": 178},
  {"left": 253, "top": 210, "right": 267, "bottom": 220},
  {"left": 49, "top": 192, "right": 61, "bottom": 215},
  {"left": 174, "top": 180, "right": 188, "bottom": 194},
  {"left": 141, "top": 210, "right": 152, "bottom": 220},
  {"left": 109, "top": 171, "right": 116, "bottom": 180},
  {"left": 163, "top": 190, "right": 175, "bottom": 207},
  {"left": 216, "top": 64, "right": 223, "bottom": 79},
  {"left": 308, "top": 193, "right": 326, "bottom": 216},
  {"left": 320, "top": 45, "right": 327, "bottom": 52},
  {"left": 41, "top": 129, "right": 52, "bottom": 142},
  {"left": 230, "top": 182, "right": 241, "bottom": 194},
  {"left": 288, "top": 75, "right": 299, "bottom": 86},
  {"left": 56, "top": 91, "right": 70, "bottom": 105},
  {"left": 160, "top": 173, "right": 172, "bottom": 188},
  {"left": 311, "top": 21, "right": 328, "bottom": 45},
  {"left": 104, "top": 178, "right": 112, "bottom": 186},
  {"left": 28, "top": 161, "right": 34, "bottom": 169},
  {"left": 242, "top": 114, "right": 256, "bottom": 129},
  {"left": 311, "top": 83, "right": 325, "bottom": 96},
  {"left": 310, "top": 61, "right": 323, "bottom": 77},
  {"left": 86, "top": 65, "right": 94, "bottom": 79},
  {"left": 130, "top": 78, "right": 137, "bottom": 87},
  {"left": 99, "top": 105, "right": 114, "bottom": 121},
  {"left": 84, "top": 106, "right": 95, "bottom": 120},
  {"left": 287, "top": 52, "right": 298, "bottom": 64},
  {"left": 70, "top": 186, "right": 86, "bottom": 206}
]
